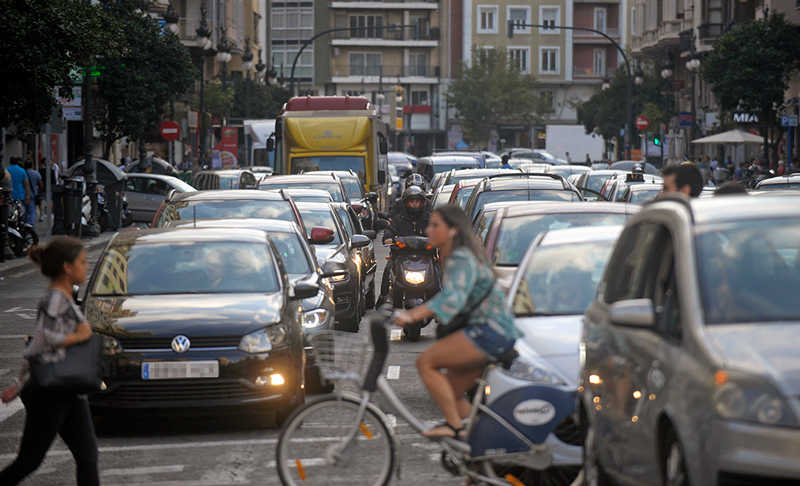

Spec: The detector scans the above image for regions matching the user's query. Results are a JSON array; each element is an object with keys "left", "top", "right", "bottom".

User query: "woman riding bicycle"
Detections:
[{"left": 393, "top": 204, "right": 521, "bottom": 439}]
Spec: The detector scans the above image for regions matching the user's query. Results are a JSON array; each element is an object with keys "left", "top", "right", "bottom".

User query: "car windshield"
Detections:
[
  {"left": 261, "top": 182, "right": 345, "bottom": 202},
  {"left": 512, "top": 241, "right": 615, "bottom": 316},
  {"left": 218, "top": 174, "right": 240, "bottom": 189},
  {"left": 629, "top": 188, "right": 661, "bottom": 204},
  {"left": 92, "top": 242, "right": 279, "bottom": 295},
  {"left": 494, "top": 213, "right": 626, "bottom": 265},
  {"left": 476, "top": 210, "right": 496, "bottom": 243},
  {"left": 159, "top": 200, "right": 293, "bottom": 226},
  {"left": 339, "top": 177, "right": 364, "bottom": 200},
  {"left": 335, "top": 208, "right": 355, "bottom": 237},
  {"left": 759, "top": 183, "right": 800, "bottom": 190},
  {"left": 473, "top": 190, "right": 578, "bottom": 219},
  {"left": 434, "top": 163, "right": 476, "bottom": 174},
  {"left": 695, "top": 218, "right": 800, "bottom": 324},
  {"left": 300, "top": 209, "right": 342, "bottom": 245},
  {"left": 586, "top": 173, "right": 616, "bottom": 192},
  {"left": 269, "top": 232, "right": 313, "bottom": 276},
  {"left": 456, "top": 187, "right": 476, "bottom": 208},
  {"left": 292, "top": 156, "right": 366, "bottom": 182},
  {"left": 435, "top": 190, "right": 454, "bottom": 207}
]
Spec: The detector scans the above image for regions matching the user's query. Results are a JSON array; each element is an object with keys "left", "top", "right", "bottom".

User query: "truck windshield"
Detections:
[{"left": 292, "top": 156, "right": 366, "bottom": 182}]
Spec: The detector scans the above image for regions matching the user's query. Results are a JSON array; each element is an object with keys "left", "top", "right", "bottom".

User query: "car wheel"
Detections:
[
  {"left": 662, "top": 428, "right": 690, "bottom": 486},
  {"left": 583, "top": 420, "right": 611, "bottom": 486}
]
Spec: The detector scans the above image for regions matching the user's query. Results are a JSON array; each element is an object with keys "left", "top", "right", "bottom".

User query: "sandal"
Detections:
[{"left": 424, "top": 421, "right": 466, "bottom": 440}]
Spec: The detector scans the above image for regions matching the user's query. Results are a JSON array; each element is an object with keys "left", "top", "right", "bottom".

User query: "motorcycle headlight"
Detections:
[
  {"left": 713, "top": 371, "right": 797, "bottom": 426},
  {"left": 101, "top": 334, "right": 122, "bottom": 356},
  {"left": 239, "top": 325, "right": 288, "bottom": 353},
  {"left": 302, "top": 309, "right": 330, "bottom": 329},
  {"left": 404, "top": 270, "right": 426, "bottom": 285}
]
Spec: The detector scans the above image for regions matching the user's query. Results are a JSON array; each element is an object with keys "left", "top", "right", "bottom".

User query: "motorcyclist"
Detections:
[{"left": 378, "top": 185, "right": 432, "bottom": 303}]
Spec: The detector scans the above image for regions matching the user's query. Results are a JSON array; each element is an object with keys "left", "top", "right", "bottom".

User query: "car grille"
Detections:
[
  {"left": 119, "top": 336, "right": 241, "bottom": 350},
  {"left": 553, "top": 416, "right": 584, "bottom": 446},
  {"left": 718, "top": 472, "right": 800, "bottom": 486},
  {"left": 107, "top": 380, "right": 264, "bottom": 403}
]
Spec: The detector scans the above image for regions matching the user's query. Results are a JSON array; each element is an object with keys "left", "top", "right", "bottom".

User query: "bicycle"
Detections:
[{"left": 276, "top": 307, "right": 578, "bottom": 485}]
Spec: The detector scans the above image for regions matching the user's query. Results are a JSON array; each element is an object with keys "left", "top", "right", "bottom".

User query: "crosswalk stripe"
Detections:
[{"left": 102, "top": 465, "right": 185, "bottom": 476}]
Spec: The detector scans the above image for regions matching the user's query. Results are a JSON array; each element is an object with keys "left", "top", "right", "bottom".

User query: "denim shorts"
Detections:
[{"left": 463, "top": 323, "right": 516, "bottom": 359}]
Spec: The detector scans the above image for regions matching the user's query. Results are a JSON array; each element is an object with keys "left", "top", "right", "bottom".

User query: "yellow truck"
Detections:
[{"left": 270, "top": 96, "right": 390, "bottom": 210}]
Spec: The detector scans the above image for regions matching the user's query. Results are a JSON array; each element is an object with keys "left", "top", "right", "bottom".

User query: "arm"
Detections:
[
  {"left": 61, "top": 322, "right": 93, "bottom": 347},
  {"left": 23, "top": 177, "right": 31, "bottom": 202}
]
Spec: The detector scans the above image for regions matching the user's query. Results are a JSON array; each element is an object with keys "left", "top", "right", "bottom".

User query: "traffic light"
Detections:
[
  {"left": 652, "top": 135, "right": 661, "bottom": 146},
  {"left": 395, "top": 86, "right": 404, "bottom": 131}
]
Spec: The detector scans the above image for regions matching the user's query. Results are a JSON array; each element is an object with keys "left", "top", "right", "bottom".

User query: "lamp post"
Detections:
[
  {"left": 661, "top": 59, "right": 674, "bottom": 165},
  {"left": 164, "top": 0, "right": 179, "bottom": 34},
  {"left": 686, "top": 57, "right": 701, "bottom": 160},
  {"left": 196, "top": 5, "right": 213, "bottom": 171},
  {"left": 217, "top": 28, "right": 232, "bottom": 87}
]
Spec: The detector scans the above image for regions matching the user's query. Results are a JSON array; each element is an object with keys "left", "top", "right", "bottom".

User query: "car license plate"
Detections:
[{"left": 141, "top": 361, "right": 219, "bottom": 380}]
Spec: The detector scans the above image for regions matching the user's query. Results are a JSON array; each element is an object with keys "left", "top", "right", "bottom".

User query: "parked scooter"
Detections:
[
  {"left": 81, "top": 185, "right": 133, "bottom": 233},
  {"left": 386, "top": 235, "right": 441, "bottom": 341},
  {"left": 7, "top": 200, "right": 38, "bottom": 257}
]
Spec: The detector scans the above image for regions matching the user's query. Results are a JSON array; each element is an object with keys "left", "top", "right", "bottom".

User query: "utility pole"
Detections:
[{"left": 82, "top": 67, "right": 100, "bottom": 237}]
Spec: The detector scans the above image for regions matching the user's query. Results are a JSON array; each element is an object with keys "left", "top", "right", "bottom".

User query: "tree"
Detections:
[
  {"left": 0, "top": 0, "right": 109, "bottom": 132},
  {"left": 447, "top": 48, "right": 548, "bottom": 145},
  {"left": 93, "top": 0, "right": 196, "bottom": 159},
  {"left": 231, "top": 77, "right": 291, "bottom": 119},
  {"left": 702, "top": 13, "right": 800, "bottom": 164}
]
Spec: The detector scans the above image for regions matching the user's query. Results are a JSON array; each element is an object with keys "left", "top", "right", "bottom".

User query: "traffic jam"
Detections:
[{"left": 3, "top": 96, "right": 800, "bottom": 486}]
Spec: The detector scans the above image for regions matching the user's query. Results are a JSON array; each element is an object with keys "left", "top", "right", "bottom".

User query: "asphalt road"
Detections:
[{"left": 0, "top": 241, "right": 462, "bottom": 485}]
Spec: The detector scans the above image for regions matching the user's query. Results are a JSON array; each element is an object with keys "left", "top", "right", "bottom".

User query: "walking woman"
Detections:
[
  {"left": 0, "top": 236, "right": 100, "bottom": 485},
  {"left": 393, "top": 205, "right": 521, "bottom": 439}
]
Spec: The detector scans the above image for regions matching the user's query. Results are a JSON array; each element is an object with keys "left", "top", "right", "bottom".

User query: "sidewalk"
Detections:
[{"left": 0, "top": 219, "right": 115, "bottom": 275}]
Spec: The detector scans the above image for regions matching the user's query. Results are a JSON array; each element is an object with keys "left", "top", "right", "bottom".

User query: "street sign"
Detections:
[
  {"left": 679, "top": 112, "right": 693, "bottom": 127},
  {"left": 160, "top": 120, "right": 181, "bottom": 141},
  {"left": 636, "top": 116, "right": 649, "bottom": 130},
  {"left": 781, "top": 115, "right": 798, "bottom": 127}
]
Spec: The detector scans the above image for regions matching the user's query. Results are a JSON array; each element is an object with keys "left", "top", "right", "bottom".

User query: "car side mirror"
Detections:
[
  {"left": 292, "top": 282, "right": 319, "bottom": 300},
  {"left": 378, "top": 170, "right": 386, "bottom": 185},
  {"left": 610, "top": 299, "right": 655, "bottom": 328},
  {"left": 351, "top": 234, "right": 370, "bottom": 248},
  {"left": 72, "top": 284, "right": 82, "bottom": 306},
  {"left": 363, "top": 229, "right": 377, "bottom": 240},
  {"left": 365, "top": 192, "right": 378, "bottom": 204},
  {"left": 310, "top": 227, "right": 334, "bottom": 244}
]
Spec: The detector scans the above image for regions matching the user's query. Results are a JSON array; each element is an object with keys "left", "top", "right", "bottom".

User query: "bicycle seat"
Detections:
[{"left": 493, "top": 348, "right": 518, "bottom": 370}]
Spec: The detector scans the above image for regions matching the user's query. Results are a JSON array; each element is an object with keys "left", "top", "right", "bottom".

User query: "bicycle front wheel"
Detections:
[{"left": 276, "top": 394, "right": 395, "bottom": 486}]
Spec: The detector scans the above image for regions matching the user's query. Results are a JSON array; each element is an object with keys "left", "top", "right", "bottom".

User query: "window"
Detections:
[
  {"left": 349, "top": 15, "right": 384, "bottom": 38},
  {"left": 408, "top": 52, "right": 429, "bottom": 76},
  {"left": 631, "top": 6, "right": 638, "bottom": 35},
  {"left": 539, "top": 6, "right": 560, "bottom": 34},
  {"left": 507, "top": 6, "right": 531, "bottom": 34},
  {"left": 410, "top": 13, "right": 431, "bottom": 39},
  {"left": 539, "top": 47, "right": 559, "bottom": 74},
  {"left": 411, "top": 90, "right": 429, "bottom": 106},
  {"left": 349, "top": 52, "right": 382, "bottom": 76},
  {"left": 593, "top": 48, "right": 607, "bottom": 77},
  {"left": 477, "top": 5, "right": 498, "bottom": 33},
  {"left": 508, "top": 47, "right": 530, "bottom": 74},
  {"left": 601, "top": 223, "right": 666, "bottom": 303},
  {"left": 594, "top": 7, "right": 607, "bottom": 33},
  {"left": 272, "top": 48, "right": 314, "bottom": 80}
]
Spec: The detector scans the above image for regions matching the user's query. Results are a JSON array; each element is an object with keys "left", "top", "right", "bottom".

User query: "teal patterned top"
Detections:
[{"left": 427, "top": 247, "right": 521, "bottom": 340}]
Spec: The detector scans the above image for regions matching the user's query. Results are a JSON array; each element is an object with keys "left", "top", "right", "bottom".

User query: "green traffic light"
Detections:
[{"left": 653, "top": 137, "right": 661, "bottom": 146}]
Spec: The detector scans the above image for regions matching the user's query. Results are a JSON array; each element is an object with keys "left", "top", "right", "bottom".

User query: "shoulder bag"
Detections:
[
  {"left": 435, "top": 281, "right": 495, "bottom": 339},
  {"left": 28, "top": 335, "right": 103, "bottom": 394}
]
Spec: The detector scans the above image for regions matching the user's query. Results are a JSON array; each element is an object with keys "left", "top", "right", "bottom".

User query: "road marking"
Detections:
[
  {"left": 0, "top": 400, "right": 24, "bottom": 424},
  {"left": 266, "top": 457, "right": 326, "bottom": 468},
  {"left": 102, "top": 465, "right": 185, "bottom": 477},
  {"left": 0, "top": 335, "right": 27, "bottom": 340},
  {"left": 390, "top": 328, "right": 402, "bottom": 341},
  {"left": 386, "top": 365, "right": 400, "bottom": 380}
]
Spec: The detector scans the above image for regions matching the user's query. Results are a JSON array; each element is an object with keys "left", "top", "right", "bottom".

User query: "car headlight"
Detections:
[
  {"left": 713, "top": 372, "right": 797, "bottom": 426},
  {"left": 101, "top": 334, "right": 122, "bottom": 356},
  {"left": 404, "top": 270, "right": 426, "bottom": 285},
  {"left": 505, "top": 343, "right": 567, "bottom": 386},
  {"left": 239, "top": 325, "right": 288, "bottom": 353},
  {"left": 302, "top": 309, "right": 330, "bottom": 329}
]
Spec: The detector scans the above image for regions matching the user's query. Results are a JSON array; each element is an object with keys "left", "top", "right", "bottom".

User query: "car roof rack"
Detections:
[
  {"left": 482, "top": 172, "right": 568, "bottom": 188},
  {"left": 643, "top": 193, "right": 695, "bottom": 223}
]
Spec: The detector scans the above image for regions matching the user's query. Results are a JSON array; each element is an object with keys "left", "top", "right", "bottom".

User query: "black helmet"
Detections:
[{"left": 402, "top": 185, "right": 426, "bottom": 216}]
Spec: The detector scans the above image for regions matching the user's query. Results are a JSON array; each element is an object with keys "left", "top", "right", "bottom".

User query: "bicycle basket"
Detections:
[{"left": 308, "top": 331, "right": 373, "bottom": 383}]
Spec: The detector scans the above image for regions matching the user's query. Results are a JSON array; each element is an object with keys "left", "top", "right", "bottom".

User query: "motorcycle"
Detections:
[
  {"left": 81, "top": 185, "right": 133, "bottom": 233},
  {"left": 7, "top": 199, "right": 38, "bottom": 258},
  {"left": 386, "top": 235, "right": 441, "bottom": 341}
]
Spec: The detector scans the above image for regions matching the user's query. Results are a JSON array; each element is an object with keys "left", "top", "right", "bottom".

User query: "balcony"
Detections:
[
  {"left": 572, "top": 28, "right": 620, "bottom": 44},
  {"left": 331, "top": 0, "right": 438, "bottom": 9},
  {"left": 573, "top": 66, "right": 618, "bottom": 80},
  {"left": 330, "top": 26, "right": 440, "bottom": 47},
  {"left": 330, "top": 64, "right": 440, "bottom": 84}
]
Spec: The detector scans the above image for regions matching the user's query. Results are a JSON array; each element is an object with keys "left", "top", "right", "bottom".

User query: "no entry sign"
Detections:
[
  {"left": 635, "top": 116, "right": 649, "bottom": 131},
  {"left": 160, "top": 120, "right": 180, "bottom": 141}
]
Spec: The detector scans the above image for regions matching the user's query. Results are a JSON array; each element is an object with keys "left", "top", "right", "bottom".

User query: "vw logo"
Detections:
[{"left": 171, "top": 335, "right": 191, "bottom": 353}]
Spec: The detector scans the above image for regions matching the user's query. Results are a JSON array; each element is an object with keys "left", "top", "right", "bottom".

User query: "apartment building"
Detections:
[
  {"left": 319, "top": 0, "right": 451, "bottom": 154},
  {"left": 460, "top": 0, "right": 625, "bottom": 149}
]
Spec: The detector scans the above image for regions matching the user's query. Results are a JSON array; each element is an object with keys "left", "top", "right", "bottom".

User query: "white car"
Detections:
[{"left": 505, "top": 225, "right": 624, "bottom": 482}]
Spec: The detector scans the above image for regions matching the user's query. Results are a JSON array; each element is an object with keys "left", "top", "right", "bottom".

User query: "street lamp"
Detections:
[
  {"left": 164, "top": 0, "right": 179, "bottom": 34},
  {"left": 255, "top": 49, "right": 266, "bottom": 79},
  {"left": 660, "top": 59, "right": 674, "bottom": 165},
  {"left": 196, "top": 5, "right": 215, "bottom": 172},
  {"left": 601, "top": 77, "right": 611, "bottom": 90},
  {"left": 242, "top": 38, "right": 254, "bottom": 72},
  {"left": 634, "top": 68, "right": 645, "bottom": 86}
]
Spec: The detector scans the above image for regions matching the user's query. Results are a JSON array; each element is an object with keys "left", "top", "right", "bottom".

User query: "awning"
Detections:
[
  {"left": 691, "top": 129, "right": 764, "bottom": 144},
  {"left": 244, "top": 119, "right": 276, "bottom": 147}
]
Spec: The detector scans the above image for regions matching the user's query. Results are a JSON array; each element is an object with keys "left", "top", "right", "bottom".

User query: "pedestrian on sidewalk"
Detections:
[
  {"left": 25, "top": 160, "right": 42, "bottom": 225},
  {"left": 7, "top": 157, "right": 31, "bottom": 215},
  {"left": 0, "top": 237, "right": 100, "bottom": 486}
]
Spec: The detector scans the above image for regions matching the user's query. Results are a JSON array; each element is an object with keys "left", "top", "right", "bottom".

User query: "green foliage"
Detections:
[
  {"left": 231, "top": 77, "right": 291, "bottom": 119},
  {"left": 576, "top": 69, "right": 671, "bottom": 143},
  {"left": 94, "top": 0, "right": 196, "bottom": 147},
  {"left": 201, "top": 83, "right": 235, "bottom": 119},
  {"left": 0, "top": 0, "right": 110, "bottom": 131},
  {"left": 447, "top": 48, "right": 547, "bottom": 145}
]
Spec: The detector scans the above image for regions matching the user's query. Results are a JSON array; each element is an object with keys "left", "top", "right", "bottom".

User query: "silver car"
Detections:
[
  {"left": 506, "top": 225, "right": 624, "bottom": 484},
  {"left": 580, "top": 195, "right": 800, "bottom": 486},
  {"left": 124, "top": 173, "right": 195, "bottom": 222}
]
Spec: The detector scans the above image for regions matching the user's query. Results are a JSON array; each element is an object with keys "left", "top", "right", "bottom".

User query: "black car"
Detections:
[
  {"left": 463, "top": 173, "right": 583, "bottom": 222},
  {"left": 329, "top": 202, "right": 378, "bottom": 310},
  {"left": 151, "top": 190, "right": 305, "bottom": 231},
  {"left": 83, "top": 228, "right": 317, "bottom": 415},
  {"left": 296, "top": 202, "right": 370, "bottom": 332}
]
